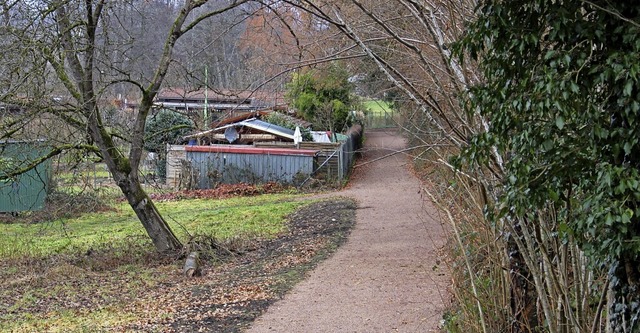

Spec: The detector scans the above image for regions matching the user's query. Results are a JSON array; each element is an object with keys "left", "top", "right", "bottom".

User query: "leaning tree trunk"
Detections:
[
  {"left": 119, "top": 175, "right": 183, "bottom": 252},
  {"left": 87, "top": 105, "right": 183, "bottom": 253}
]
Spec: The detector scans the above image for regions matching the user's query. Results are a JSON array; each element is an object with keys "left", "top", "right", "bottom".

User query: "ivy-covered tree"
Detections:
[
  {"left": 286, "top": 64, "right": 357, "bottom": 134},
  {"left": 460, "top": 1, "right": 640, "bottom": 330}
]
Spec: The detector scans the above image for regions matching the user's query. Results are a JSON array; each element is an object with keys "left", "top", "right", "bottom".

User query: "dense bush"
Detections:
[
  {"left": 286, "top": 64, "right": 359, "bottom": 133},
  {"left": 458, "top": 1, "right": 640, "bottom": 330},
  {"left": 144, "top": 109, "right": 193, "bottom": 180}
]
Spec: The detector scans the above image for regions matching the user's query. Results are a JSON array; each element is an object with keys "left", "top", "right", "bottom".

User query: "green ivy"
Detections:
[
  {"left": 144, "top": 109, "right": 193, "bottom": 180},
  {"left": 457, "top": 1, "right": 640, "bottom": 329}
]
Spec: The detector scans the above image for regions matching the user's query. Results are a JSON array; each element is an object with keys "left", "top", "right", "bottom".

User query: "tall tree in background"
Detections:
[
  {"left": 173, "top": 2, "right": 253, "bottom": 89},
  {"left": 237, "top": 2, "right": 330, "bottom": 90},
  {"left": 286, "top": 64, "right": 356, "bottom": 133},
  {"left": 0, "top": 0, "right": 247, "bottom": 252},
  {"left": 239, "top": 3, "right": 304, "bottom": 82},
  {"left": 461, "top": 1, "right": 640, "bottom": 331}
]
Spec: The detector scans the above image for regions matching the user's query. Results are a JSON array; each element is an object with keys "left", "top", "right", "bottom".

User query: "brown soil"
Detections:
[
  {"left": 247, "top": 128, "right": 450, "bottom": 332},
  {"left": 165, "top": 198, "right": 359, "bottom": 332}
]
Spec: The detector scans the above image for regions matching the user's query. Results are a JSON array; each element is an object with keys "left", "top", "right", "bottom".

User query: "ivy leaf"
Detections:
[
  {"left": 569, "top": 81, "right": 579, "bottom": 93},
  {"left": 624, "top": 142, "right": 632, "bottom": 155},
  {"left": 622, "top": 208, "right": 634, "bottom": 224},
  {"left": 555, "top": 116, "right": 565, "bottom": 130},
  {"left": 605, "top": 213, "right": 614, "bottom": 226},
  {"left": 624, "top": 80, "right": 634, "bottom": 96}
]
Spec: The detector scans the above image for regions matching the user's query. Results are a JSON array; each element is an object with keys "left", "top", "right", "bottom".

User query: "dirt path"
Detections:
[{"left": 247, "top": 129, "right": 450, "bottom": 332}]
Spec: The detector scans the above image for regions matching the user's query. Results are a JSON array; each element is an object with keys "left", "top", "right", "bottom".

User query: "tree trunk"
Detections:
[
  {"left": 183, "top": 251, "right": 202, "bottom": 277},
  {"left": 85, "top": 100, "right": 182, "bottom": 253},
  {"left": 508, "top": 222, "right": 538, "bottom": 332},
  {"left": 118, "top": 173, "right": 183, "bottom": 253},
  {"left": 609, "top": 257, "right": 640, "bottom": 332}
]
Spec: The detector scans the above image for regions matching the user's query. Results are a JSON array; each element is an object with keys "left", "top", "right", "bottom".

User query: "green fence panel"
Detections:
[{"left": 0, "top": 140, "right": 51, "bottom": 212}]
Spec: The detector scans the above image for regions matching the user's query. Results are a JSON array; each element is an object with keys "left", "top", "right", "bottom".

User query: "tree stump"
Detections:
[{"left": 183, "top": 251, "right": 202, "bottom": 277}]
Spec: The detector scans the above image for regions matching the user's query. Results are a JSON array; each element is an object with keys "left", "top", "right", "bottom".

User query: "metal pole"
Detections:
[{"left": 204, "top": 65, "right": 208, "bottom": 130}]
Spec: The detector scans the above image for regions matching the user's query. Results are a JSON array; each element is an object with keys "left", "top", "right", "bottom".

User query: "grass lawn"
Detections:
[
  {"left": 0, "top": 193, "right": 303, "bottom": 260},
  {"left": 363, "top": 99, "right": 398, "bottom": 128},
  {"left": 0, "top": 189, "right": 352, "bottom": 332},
  {"left": 363, "top": 99, "right": 394, "bottom": 116}
]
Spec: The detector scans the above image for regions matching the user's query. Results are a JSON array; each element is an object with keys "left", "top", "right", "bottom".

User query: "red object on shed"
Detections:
[{"left": 185, "top": 145, "right": 318, "bottom": 157}]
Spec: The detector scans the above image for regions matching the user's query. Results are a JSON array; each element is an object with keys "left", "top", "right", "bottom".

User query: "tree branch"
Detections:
[{"left": 0, "top": 143, "right": 101, "bottom": 181}]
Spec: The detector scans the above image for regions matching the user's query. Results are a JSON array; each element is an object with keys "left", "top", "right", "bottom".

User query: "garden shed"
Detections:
[
  {"left": 0, "top": 140, "right": 51, "bottom": 212},
  {"left": 166, "top": 124, "right": 363, "bottom": 190},
  {"left": 166, "top": 145, "right": 318, "bottom": 189}
]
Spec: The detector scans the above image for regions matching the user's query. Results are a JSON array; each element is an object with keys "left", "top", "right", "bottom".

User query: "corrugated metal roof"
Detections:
[
  {"left": 154, "top": 102, "right": 260, "bottom": 110},
  {"left": 239, "top": 119, "right": 295, "bottom": 139},
  {"left": 156, "top": 88, "right": 287, "bottom": 108},
  {"left": 157, "top": 88, "right": 254, "bottom": 101},
  {"left": 201, "top": 118, "right": 295, "bottom": 140}
]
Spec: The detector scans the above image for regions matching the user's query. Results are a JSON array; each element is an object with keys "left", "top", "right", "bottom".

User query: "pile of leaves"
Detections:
[{"left": 149, "top": 182, "right": 287, "bottom": 202}]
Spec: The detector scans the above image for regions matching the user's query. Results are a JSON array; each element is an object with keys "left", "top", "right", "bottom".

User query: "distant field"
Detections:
[
  {"left": 363, "top": 99, "right": 397, "bottom": 128},
  {"left": 363, "top": 99, "right": 394, "bottom": 115},
  {"left": 57, "top": 163, "right": 112, "bottom": 182}
]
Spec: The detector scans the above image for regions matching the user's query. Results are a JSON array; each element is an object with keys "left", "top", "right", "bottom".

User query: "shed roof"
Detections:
[
  {"left": 236, "top": 119, "right": 295, "bottom": 139},
  {"left": 186, "top": 118, "right": 296, "bottom": 140},
  {"left": 211, "top": 110, "right": 312, "bottom": 129},
  {"left": 156, "top": 88, "right": 287, "bottom": 109}
]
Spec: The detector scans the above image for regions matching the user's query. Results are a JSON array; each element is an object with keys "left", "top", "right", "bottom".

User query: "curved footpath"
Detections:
[{"left": 247, "top": 128, "right": 450, "bottom": 332}]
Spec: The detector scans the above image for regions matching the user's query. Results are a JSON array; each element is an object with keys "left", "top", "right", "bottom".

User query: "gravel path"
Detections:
[{"left": 247, "top": 128, "right": 450, "bottom": 332}]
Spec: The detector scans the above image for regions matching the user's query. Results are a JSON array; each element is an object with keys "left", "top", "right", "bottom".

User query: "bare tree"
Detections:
[
  {"left": 0, "top": 0, "right": 248, "bottom": 252},
  {"left": 278, "top": 1, "right": 609, "bottom": 331}
]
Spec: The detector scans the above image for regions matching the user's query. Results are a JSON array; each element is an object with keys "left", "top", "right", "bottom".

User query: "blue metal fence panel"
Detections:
[{"left": 186, "top": 151, "right": 315, "bottom": 189}]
